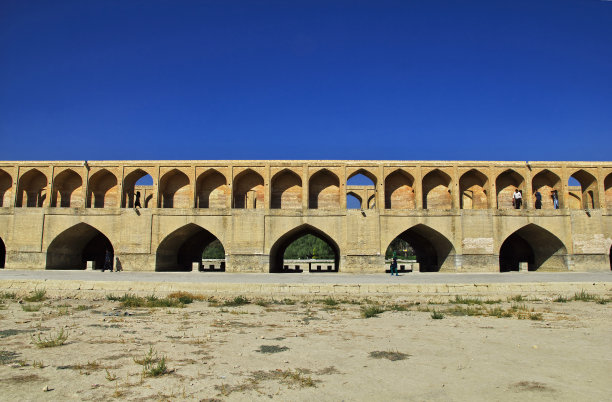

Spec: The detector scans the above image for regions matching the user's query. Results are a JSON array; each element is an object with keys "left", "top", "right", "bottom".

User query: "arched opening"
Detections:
[
  {"left": 51, "top": 169, "right": 83, "bottom": 208},
  {"left": 233, "top": 169, "right": 264, "bottom": 209},
  {"left": 156, "top": 223, "right": 225, "bottom": 271},
  {"left": 568, "top": 170, "right": 598, "bottom": 209},
  {"left": 499, "top": 224, "right": 567, "bottom": 272},
  {"left": 123, "top": 169, "right": 154, "bottom": 208},
  {"left": 159, "top": 169, "right": 191, "bottom": 208},
  {"left": 308, "top": 169, "right": 340, "bottom": 209},
  {"left": 271, "top": 169, "right": 302, "bottom": 209},
  {"left": 459, "top": 169, "right": 488, "bottom": 209},
  {"left": 386, "top": 224, "right": 455, "bottom": 272},
  {"left": 17, "top": 169, "right": 47, "bottom": 207},
  {"left": 88, "top": 169, "right": 118, "bottom": 208},
  {"left": 269, "top": 224, "right": 340, "bottom": 273},
  {"left": 384, "top": 169, "right": 415, "bottom": 209},
  {"left": 196, "top": 169, "right": 229, "bottom": 208},
  {"left": 423, "top": 169, "right": 452, "bottom": 209},
  {"left": 532, "top": 169, "right": 561, "bottom": 210},
  {"left": 496, "top": 169, "right": 524, "bottom": 209},
  {"left": 46, "top": 223, "right": 113, "bottom": 270},
  {"left": 347, "top": 170, "right": 376, "bottom": 210},
  {"left": 605, "top": 173, "right": 612, "bottom": 209},
  {"left": 347, "top": 192, "right": 362, "bottom": 209},
  {"left": 0, "top": 169, "right": 13, "bottom": 207},
  {"left": 0, "top": 236, "right": 5, "bottom": 268}
]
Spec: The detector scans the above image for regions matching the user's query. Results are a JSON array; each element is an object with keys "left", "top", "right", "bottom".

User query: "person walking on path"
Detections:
[
  {"left": 552, "top": 190, "right": 559, "bottom": 209},
  {"left": 535, "top": 191, "right": 542, "bottom": 209},
  {"left": 390, "top": 252, "right": 399, "bottom": 276},
  {"left": 513, "top": 189, "right": 522, "bottom": 209}
]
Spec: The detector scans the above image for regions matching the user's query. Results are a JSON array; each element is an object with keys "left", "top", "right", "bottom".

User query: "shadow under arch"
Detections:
[
  {"left": 46, "top": 223, "right": 113, "bottom": 270},
  {"left": 0, "top": 236, "right": 5, "bottom": 268},
  {"left": 269, "top": 224, "right": 340, "bottom": 273},
  {"left": 499, "top": 224, "right": 567, "bottom": 272},
  {"left": 156, "top": 223, "right": 225, "bottom": 271},
  {"left": 388, "top": 224, "right": 455, "bottom": 272}
]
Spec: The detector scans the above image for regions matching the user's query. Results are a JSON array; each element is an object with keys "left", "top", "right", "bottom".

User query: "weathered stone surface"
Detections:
[{"left": 0, "top": 160, "right": 610, "bottom": 273}]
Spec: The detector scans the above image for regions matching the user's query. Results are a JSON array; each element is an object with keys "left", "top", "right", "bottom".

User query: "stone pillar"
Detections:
[
  {"left": 596, "top": 167, "right": 606, "bottom": 209},
  {"left": 45, "top": 165, "right": 54, "bottom": 207},
  {"left": 377, "top": 165, "right": 384, "bottom": 210},
  {"left": 191, "top": 165, "right": 197, "bottom": 208},
  {"left": 153, "top": 165, "right": 160, "bottom": 208},
  {"left": 452, "top": 164, "right": 460, "bottom": 209},
  {"left": 524, "top": 166, "right": 533, "bottom": 210},
  {"left": 340, "top": 164, "right": 347, "bottom": 209},
  {"left": 302, "top": 164, "right": 308, "bottom": 209},
  {"left": 519, "top": 262, "right": 528, "bottom": 272},
  {"left": 192, "top": 262, "right": 200, "bottom": 272},
  {"left": 488, "top": 165, "right": 496, "bottom": 209},
  {"left": 86, "top": 261, "right": 95, "bottom": 271},
  {"left": 412, "top": 262, "right": 420, "bottom": 273},
  {"left": 82, "top": 165, "right": 89, "bottom": 207},
  {"left": 415, "top": 165, "right": 423, "bottom": 210},
  {"left": 560, "top": 164, "right": 569, "bottom": 210},
  {"left": 264, "top": 164, "right": 271, "bottom": 210},
  {"left": 13, "top": 165, "right": 20, "bottom": 207},
  {"left": 227, "top": 165, "right": 234, "bottom": 208},
  {"left": 117, "top": 166, "right": 124, "bottom": 209}
]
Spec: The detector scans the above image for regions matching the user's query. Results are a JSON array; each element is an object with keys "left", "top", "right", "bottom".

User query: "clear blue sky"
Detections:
[{"left": 1, "top": 0, "right": 611, "bottom": 161}]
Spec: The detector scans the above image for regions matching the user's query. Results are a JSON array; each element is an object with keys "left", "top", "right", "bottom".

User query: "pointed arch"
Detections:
[
  {"left": 271, "top": 169, "right": 302, "bottom": 209},
  {"left": 569, "top": 169, "right": 598, "bottom": 209},
  {"left": 233, "top": 169, "right": 264, "bottom": 209},
  {"left": 46, "top": 223, "right": 113, "bottom": 270},
  {"left": 459, "top": 169, "right": 488, "bottom": 209},
  {"left": 17, "top": 169, "right": 47, "bottom": 207},
  {"left": 52, "top": 169, "right": 83, "bottom": 207},
  {"left": 496, "top": 169, "right": 524, "bottom": 209},
  {"left": 88, "top": 169, "right": 118, "bottom": 208},
  {"left": 423, "top": 169, "right": 452, "bottom": 209},
  {"left": 606, "top": 173, "right": 612, "bottom": 209},
  {"left": 269, "top": 224, "right": 340, "bottom": 273},
  {"left": 159, "top": 169, "right": 191, "bottom": 208},
  {"left": 0, "top": 235, "right": 5, "bottom": 268},
  {"left": 532, "top": 169, "right": 562, "bottom": 210},
  {"left": 156, "top": 223, "right": 225, "bottom": 271},
  {"left": 386, "top": 224, "right": 455, "bottom": 272},
  {"left": 347, "top": 191, "right": 362, "bottom": 209},
  {"left": 385, "top": 169, "right": 415, "bottom": 210},
  {"left": 499, "top": 224, "right": 567, "bottom": 272},
  {"left": 309, "top": 169, "right": 340, "bottom": 209},
  {"left": 347, "top": 169, "right": 377, "bottom": 186},
  {"left": 196, "top": 169, "right": 229, "bottom": 208},
  {"left": 122, "top": 168, "right": 155, "bottom": 208},
  {"left": 0, "top": 169, "right": 13, "bottom": 207}
]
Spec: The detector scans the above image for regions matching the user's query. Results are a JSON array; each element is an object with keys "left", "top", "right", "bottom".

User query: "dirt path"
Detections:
[{"left": 1, "top": 291, "right": 610, "bottom": 401}]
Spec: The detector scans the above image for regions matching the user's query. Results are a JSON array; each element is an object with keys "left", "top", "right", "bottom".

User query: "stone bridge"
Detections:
[{"left": 0, "top": 160, "right": 611, "bottom": 273}]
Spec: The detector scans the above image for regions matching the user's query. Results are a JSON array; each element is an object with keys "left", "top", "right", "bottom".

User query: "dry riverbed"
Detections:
[{"left": 0, "top": 290, "right": 610, "bottom": 401}]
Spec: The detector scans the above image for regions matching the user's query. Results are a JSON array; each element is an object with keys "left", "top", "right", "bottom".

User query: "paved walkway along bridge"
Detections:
[{"left": 0, "top": 160, "right": 611, "bottom": 273}]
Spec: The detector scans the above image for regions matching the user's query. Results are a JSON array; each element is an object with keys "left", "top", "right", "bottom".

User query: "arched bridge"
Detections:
[{"left": 0, "top": 160, "right": 611, "bottom": 273}]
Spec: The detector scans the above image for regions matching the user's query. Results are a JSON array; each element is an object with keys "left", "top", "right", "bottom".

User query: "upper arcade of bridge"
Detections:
[{"left": 0, "top": 160, "right": 611, "bottom": 211}]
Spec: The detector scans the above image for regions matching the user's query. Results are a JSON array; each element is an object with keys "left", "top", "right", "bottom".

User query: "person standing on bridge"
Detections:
[
  {"left": 513, "top": 189, "right": 522, "bottom": 209},
  {"left": 134, "top": 191, "right": 142, "bottom": 208},
  {"left": 552, "top": 190, "right": 559, "bottom": 209},
  {"left": 535, "top": 191, "right": 542, "bottom": 209}
]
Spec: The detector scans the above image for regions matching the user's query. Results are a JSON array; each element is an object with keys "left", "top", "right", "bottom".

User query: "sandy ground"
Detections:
[{"left": 0, "top": 290, "right": 610, "bottom": 402}]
